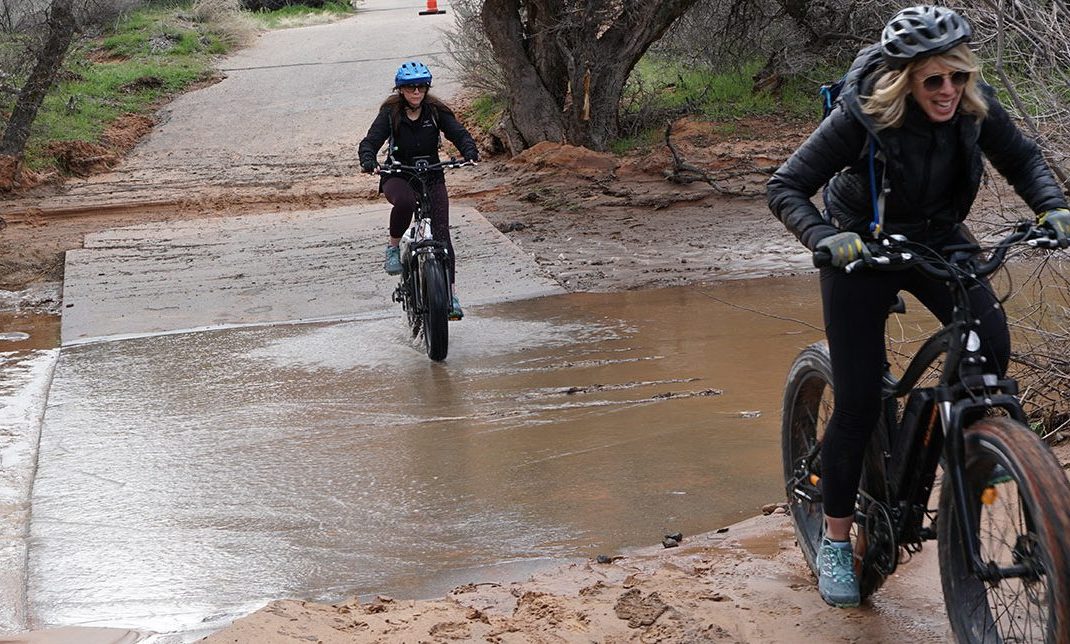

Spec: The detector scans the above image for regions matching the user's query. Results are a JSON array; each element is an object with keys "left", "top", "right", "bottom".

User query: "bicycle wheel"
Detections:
[
  {"left": 938, "top": 416, "right": 1070, "bottom": 643},
  {"left": 782, "top": 342, "right": 835, "bottom": 574},
  {"left": 420, "top": 255, "right": 449, "bottom": 361},
  {"left": 782, "top": 341, "right": 891, "bottom": 599}
]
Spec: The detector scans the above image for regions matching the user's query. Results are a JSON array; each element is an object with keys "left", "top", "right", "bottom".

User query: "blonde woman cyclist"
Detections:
[{"left": 767, "top": 5, "right": 1069, "bottom": 607}]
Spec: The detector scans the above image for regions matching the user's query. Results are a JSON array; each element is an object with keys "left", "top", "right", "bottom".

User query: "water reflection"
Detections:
[{"left": 29, "top": 277, "right": 827, "bottom": 636}]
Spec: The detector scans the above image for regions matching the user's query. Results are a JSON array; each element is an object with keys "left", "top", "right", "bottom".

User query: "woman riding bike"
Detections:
[
  {"left": 766, "top": 5, "right": 1069, "bottom": 608},
  {"left": 358, "top": 61, "right": 480, "bottom": 320}
]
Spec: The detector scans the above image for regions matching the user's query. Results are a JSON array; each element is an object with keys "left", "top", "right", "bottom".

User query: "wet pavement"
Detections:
[
  {"left": 27, "top": 277, "right": 826, "bottom": 638},
  {"left": 60, "top": 204, "right": 560, "bottom": 345}
]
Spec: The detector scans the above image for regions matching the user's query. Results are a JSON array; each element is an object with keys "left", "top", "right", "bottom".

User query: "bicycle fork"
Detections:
[{"left": 939, "top": 391, "right": 1036, "bottom": 583}]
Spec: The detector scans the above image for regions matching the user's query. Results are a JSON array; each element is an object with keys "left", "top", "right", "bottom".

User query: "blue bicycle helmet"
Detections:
[
  {"left": 394, "top": 61, "right": 433, "bottom": 88},
  {"left": 881, "top": 5, "right": 972, "bottom": 70}
]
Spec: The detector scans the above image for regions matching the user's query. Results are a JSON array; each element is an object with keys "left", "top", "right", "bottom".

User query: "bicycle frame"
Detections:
[
  {"left": 394, "top": 159, "right": 450, "bottom": 271},
  {"left": 379, "top": 157, "right": 471, "bottom": 360},
  {"left": 783, "top": 222, "right": 1070, "bottom": 637},
  {"left": 382, "top": 159, "right": 452, "bottom": 313},
  {"left": 864, "top": 232, "right": 1039, "bottom": 583}
]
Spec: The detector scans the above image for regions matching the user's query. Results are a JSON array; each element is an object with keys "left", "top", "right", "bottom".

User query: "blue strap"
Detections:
[
  {"left": 866, "top": 135, "right": 881, "bottom": 235},
  {"left": 820, "top": 86, "right": 834, "bottom": 118}
]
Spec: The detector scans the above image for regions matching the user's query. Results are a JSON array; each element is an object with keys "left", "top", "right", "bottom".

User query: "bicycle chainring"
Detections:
[{"left": 863, "top": 501, "right": 898, "bottom": 577}]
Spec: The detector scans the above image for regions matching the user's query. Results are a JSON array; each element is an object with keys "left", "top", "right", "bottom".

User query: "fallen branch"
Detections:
[{"left": 662, "top": 121, "right": 763, "bottom": 197}]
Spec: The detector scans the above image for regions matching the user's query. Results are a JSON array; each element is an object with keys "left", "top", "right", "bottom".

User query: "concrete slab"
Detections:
[{"left": 60, "top": 205, "right": 563, "bottom": 345}]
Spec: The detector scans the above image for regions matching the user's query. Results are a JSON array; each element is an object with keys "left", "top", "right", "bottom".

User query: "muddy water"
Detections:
[
  {"left": 0, "top": 312, "right": 60, "bottom": 352},
  {"left": 28, "top": 276, "right": 832, "bottom": 635}
]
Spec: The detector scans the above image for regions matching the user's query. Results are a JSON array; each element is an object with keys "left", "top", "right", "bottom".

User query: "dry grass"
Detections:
[{"left": 188, "top": 0, "right": 259, "bottom": 49}]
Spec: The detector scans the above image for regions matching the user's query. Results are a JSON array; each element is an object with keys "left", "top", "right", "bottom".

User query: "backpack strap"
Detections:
[
  {"left": 820, "top": 78, "right": 888, "bottom": 236},
  {"left": 387, "top": 110, "right": 396, "bottom": 163},
  {"left": 820, "top": 80, "right": 844, "bottom": 120},
  {"left": 866, "top": 135, "right": 885, "bottom": 236}
]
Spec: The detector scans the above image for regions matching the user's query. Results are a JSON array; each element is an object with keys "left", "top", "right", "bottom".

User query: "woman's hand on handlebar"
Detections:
[
  {"left": 814, "top": 232, "right": 871, "bottom": 269},
  {"left": 1038, "top": 208, "right": 1070, "bottom": 248}
]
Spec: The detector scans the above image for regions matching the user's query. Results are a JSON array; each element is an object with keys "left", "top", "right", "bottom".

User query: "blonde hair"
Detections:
[{"left": 861, "top": 44, "right": 989, "bottom": 129}]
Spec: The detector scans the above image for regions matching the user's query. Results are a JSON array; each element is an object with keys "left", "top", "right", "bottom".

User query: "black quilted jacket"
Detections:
[
  {"left": 358, "top": 101, "right": 479, "bottom": 191},
  {"left": 767, "top": 44, "right": 1067, "bottom": 250}
]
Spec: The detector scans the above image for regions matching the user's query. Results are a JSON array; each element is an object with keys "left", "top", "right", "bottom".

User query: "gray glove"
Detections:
[
  {"left": 1038, "top": 208, "right": 1070, "bottom": 248},
  {"left": 816, "top": 232, "right": 870, "bottom": 269}
]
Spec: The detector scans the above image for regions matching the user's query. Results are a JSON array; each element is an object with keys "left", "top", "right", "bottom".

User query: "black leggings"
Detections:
[
  {"left": 818, "top": 260, "right": 1010, "bottom": 518},
  {"left": 383, "top": 177, "right": 455, "bottom": 284}
]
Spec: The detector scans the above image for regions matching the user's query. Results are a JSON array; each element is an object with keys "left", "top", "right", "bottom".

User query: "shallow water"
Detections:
[
  {"left": 29, "top": 276, "right": 830, "bottom": 636},
  {"left": 0, "top": 312, "right": 60, "bottom": 352}
]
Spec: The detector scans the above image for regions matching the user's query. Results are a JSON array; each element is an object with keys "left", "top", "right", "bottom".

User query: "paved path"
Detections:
[
  {"left": 1, "top": 0, "right": 465, "bottom": 211},
  {"left": 61, "top": 204, "right": 562, "bottom": 344}
]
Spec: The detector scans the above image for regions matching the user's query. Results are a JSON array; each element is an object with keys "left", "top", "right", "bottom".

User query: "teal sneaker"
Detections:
[
  {"left": 987, "top": 464, "right": 1013, "bottom": 486},
  {"left": 817, "top": 537, "right": 860, "bottom": 607},
  {"left": 384, "top": 246, "right": 402, "bottom": 275},
  {"left": 449, "top": 294, "right": 464, "bottom": 321}
]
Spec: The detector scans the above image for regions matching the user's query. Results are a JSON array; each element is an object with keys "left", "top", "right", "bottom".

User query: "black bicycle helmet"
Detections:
[{"left": 880, "top": 5, "right": 972, "bottom": 70}]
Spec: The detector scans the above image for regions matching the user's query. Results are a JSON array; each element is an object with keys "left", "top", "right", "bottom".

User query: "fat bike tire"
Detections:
[
  {"left": 420, "top": 256, "right": 450, "bottom": 361},
  {"left": 781, "top": 341, "right": 890, "bottom": 600},
  {"left": 937, "top": 417, "right": 1070, "bottom": 643},
  {"left": 782, "top": 343, "right": 834, "bottom": 576}
]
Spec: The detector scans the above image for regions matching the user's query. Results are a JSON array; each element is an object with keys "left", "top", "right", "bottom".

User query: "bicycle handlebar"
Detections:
[
  {"left": 376, "top": 157, "right": 476, "bottom": 175},
  {"left": 812, "top": 222, "right": 1060, "bottom": 279}
]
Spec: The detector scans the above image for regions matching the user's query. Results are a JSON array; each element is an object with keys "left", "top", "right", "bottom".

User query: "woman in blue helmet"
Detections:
[
  {"left": 358, "top": 61, "right": 480, "bottom": 320},
  {"left": 768, "top": 5, "right": 1069, "bottom": 608}
]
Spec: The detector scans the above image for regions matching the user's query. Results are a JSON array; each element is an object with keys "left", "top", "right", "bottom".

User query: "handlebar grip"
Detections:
[{"left": 812, "top": 249, "right": 831, "bottom": 268}]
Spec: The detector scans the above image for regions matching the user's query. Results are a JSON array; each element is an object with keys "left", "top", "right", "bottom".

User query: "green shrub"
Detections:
[{"left": 6, "top": 3, "right": 245, "bottom": 173}]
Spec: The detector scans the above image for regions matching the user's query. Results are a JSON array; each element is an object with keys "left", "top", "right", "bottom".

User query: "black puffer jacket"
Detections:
[
  {"left": 358, "top": 99, "right": 479, "bottom": 191},
  {"left": 767, "top": 44, "right": 1067, "bottom": 250}
]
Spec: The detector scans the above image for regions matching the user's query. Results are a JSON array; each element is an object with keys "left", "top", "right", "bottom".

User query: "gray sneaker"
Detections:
[
  {"left": 384, "top": 246, "right": 402, "bottom": 275},
  {"left": 817, "top": 537, "right": 860, "bottom": 607}
]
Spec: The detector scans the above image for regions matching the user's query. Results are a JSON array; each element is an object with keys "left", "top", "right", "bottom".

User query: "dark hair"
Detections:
[{"left": 379, "top": 92, "right": 453, "bottom": 134}]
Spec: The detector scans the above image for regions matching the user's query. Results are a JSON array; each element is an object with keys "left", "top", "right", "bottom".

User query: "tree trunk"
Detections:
[
  {"left": 482, "top": 0, "right": 568, "bottom": 148},
  {"left": 481, "top": 0, "right": 699, "bottom": 152},
  {"left": 0, "top": 0, "right": 77, "bottom": 163}
]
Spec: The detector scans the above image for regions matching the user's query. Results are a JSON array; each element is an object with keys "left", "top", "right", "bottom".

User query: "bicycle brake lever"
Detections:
[{"left": 1027, "top": 237, "right": 1059, "bottom": 249}]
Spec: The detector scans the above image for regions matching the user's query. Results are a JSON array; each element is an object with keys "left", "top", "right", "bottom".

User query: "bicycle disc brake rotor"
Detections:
[{"left": 864, "top": 501, "right": 898, "bottom": 577}]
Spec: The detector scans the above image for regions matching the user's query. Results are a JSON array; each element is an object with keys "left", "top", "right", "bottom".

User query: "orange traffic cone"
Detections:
[{"left": 419, "top": 0, "right": 445, "bottom": 15}]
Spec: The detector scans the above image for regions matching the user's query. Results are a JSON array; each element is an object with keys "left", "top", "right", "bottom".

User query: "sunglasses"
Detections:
[
  {"left": 920, "top": 70, "right": 970, "bottom": 92},
  {"left": 399, "top": 84, "right": 430, "bottom": 92}
]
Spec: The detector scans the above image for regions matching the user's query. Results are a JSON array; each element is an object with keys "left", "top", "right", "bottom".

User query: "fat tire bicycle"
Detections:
[
  {"left": 378, "top": 157, "right": 472, "bottom": 362},
  {"left": 782, "top": 222, "right": 1070, "bottom": 642}
]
